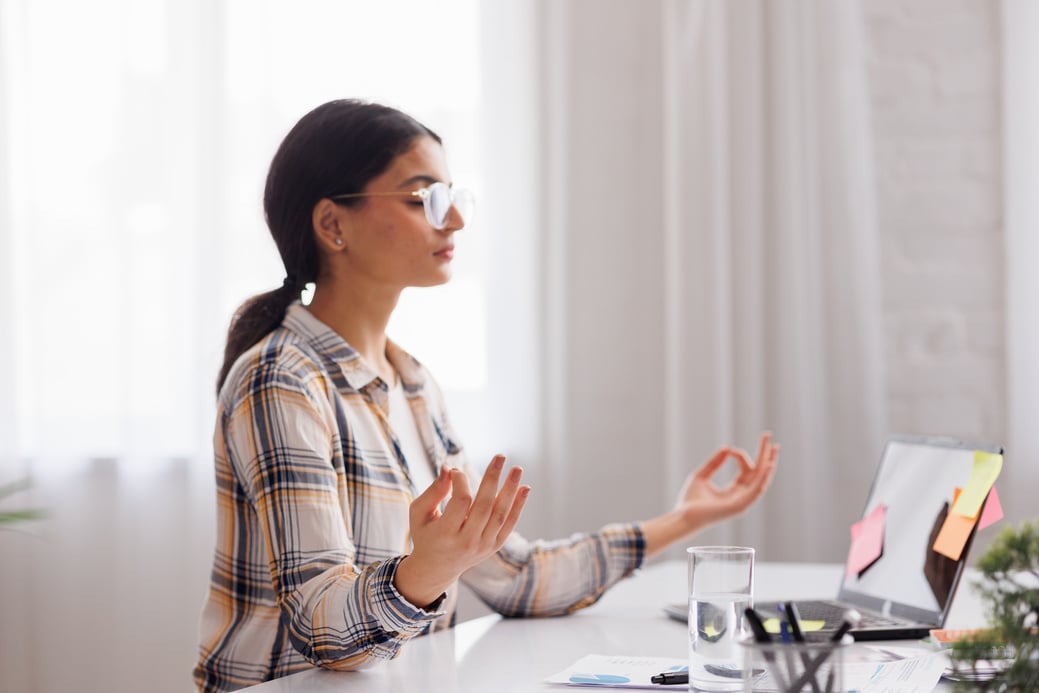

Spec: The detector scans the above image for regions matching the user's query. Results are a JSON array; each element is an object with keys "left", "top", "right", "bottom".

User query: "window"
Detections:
[{"left": 0, "top": 0, "right": 489, "bottom": 462}]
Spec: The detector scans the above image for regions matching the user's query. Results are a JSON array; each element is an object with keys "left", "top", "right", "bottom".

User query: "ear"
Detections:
[{"left": 312, "top": 198, "right": 347, "bottom": 252}]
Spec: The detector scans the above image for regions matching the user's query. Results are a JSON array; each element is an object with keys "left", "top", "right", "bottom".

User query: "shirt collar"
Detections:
[{"left": 282, "top": 303, "right": 428, "bottom": 394}]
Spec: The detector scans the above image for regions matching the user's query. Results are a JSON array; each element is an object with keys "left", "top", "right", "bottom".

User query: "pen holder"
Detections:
[{"left": 738, "top": 636, "right": 849, "bottom": 693}]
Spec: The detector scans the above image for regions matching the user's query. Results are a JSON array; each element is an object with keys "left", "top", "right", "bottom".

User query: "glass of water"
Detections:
[{"left": 687, "top": 546, "right": 755, "bottom": 691}]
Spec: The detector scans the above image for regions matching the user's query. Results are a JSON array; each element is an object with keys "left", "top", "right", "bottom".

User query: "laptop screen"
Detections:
[{"left": 836, "top": 436, "right": 1002, "bottom": 623}]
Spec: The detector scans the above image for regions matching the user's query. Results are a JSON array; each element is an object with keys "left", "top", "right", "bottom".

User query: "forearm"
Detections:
[
  {"left": 462, "top": 523, "right": 645, "bottom": 617},
  {"left": 640, "top": 508, "right": 700, "bottom": 558},
  {"left": 284, "top": 557, "right": 442, "bottom": 669}
]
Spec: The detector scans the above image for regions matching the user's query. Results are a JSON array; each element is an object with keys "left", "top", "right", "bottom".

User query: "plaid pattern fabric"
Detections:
[{"left": 194, "top": 304, "right": 645, "bottom": 692}]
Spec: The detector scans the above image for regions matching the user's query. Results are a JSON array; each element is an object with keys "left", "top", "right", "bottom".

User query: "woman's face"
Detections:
[{"left": 332, "top": 135, "right": 463, "bottom": 291}]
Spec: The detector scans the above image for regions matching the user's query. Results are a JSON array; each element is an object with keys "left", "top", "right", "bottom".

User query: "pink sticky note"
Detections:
[
  {"left": 978, "top": 486, "right": 1004, "bottom": 531},
  {"left": 846, "top": 504, "right": 886, "bottom": 577}
]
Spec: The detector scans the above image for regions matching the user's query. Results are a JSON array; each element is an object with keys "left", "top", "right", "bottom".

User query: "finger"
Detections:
[
  {"left": 494, "top": 484, "right": 531, "bottom": 546},
  {"left": 755, "top": 431, "right": 773, "bottom": 465},
  {"left": 482, "top": 465, "right": 524, "bottom": 543},
  {"left": 410, "top": 465, "right": 453, "bottom": 524},
  {"left": 746, "top": 444, "right": 779, "bottom": 496},
  {"left": 441, "top": 468, "right": 475, "bottom": 529},
  {"left": 728, "top": 447, "right": 754, "bottom": 476},
  {"left": 768, "top": 443, "right": 779, "bottom": 474},
  {"left": 693, "top": 446, "right": 732, "bottom": 481},
  {"left": 462, "top": 455, "right": 507, "bottom": 532}
]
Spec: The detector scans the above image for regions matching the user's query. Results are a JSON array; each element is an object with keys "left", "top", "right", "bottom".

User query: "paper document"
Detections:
[
  {"left": 546, "top": 650, "right": 947, "bottom": 691},
  {"left": 544, "top": 655, "right": 685, "bottom": 689}
]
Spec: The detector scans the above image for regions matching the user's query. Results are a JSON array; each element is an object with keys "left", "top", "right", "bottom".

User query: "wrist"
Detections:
[
  {"left": 394, "top": 554, "right": 453, "bottom": 609},
  {"left": 640, "top": 510, "right": 691, "bottom": 557}
]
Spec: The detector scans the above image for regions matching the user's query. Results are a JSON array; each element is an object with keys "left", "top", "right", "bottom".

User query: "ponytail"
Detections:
[{"left": 216, "top": 280, "right": 301, "bottom": 395}]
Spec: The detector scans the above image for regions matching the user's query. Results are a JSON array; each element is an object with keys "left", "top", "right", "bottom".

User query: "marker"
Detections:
[
  {"left": 785, "top": 602, "right": 822, "bottom": 693},
  {"left": 650, "top": 671, "right": 688, "bottom": 685},
  {"left": 744, "top": 607, "right": 787, "bottom": 689},
  {"left": 784, "top": 602, "right": 806, "bottom": 642},
  {"left": 831, "top": 608, "right": 862, "bottom": 642},
  {"left": 777, "top": 604, "right": 793, "bottom": 643},
  {"left": 743, "top": 607, "right": 773, "bottom": 643}
]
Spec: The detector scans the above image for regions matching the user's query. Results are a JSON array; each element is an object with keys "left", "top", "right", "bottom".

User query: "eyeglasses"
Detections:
[{"left": 330, "top": 182, "right": 474, "bottom": 231}]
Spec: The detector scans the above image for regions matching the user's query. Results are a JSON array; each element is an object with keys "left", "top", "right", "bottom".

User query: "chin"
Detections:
[{"left": 416, "top": 271, "right": 452, "bottom": 288}]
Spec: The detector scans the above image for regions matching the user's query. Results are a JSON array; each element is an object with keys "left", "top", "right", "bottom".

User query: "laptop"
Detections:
[{"left": 665, "top": 435, "right": 1003, "bottom": 641}]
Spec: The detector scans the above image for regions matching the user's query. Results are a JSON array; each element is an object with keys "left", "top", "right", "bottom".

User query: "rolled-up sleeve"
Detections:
[{"left": 460, "top": 522, "right": 646, "bottom": 617}]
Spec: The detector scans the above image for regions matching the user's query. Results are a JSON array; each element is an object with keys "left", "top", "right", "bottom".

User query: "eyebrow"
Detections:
[{"left": 396, "top": 174, "right": 446, "bottom": 189}]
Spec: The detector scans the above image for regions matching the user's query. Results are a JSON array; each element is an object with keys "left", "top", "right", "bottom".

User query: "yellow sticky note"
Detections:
[
  {"left": 763, "top": 617, "right": 826, "bottom": 634},
  {"left": 951, "top": 451, "right": 1003, "bottom": 518}
]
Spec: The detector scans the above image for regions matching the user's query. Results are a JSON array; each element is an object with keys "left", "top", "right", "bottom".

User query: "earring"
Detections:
[{"left": 334, "top": 238, "right": 343, "bottom": 246}]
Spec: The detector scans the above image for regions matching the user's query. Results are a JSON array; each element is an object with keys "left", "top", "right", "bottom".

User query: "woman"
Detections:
[{"left": 194, "top": 99, "right": 778, "bottom": 693}]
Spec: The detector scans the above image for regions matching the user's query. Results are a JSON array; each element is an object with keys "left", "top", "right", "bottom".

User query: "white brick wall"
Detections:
[{"left": 864, "top": 0, "right": 1004, "bottom": 444}]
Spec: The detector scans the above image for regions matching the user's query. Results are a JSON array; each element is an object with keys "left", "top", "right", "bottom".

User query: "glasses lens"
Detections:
[
  {"left": 421, "top": 183, "right": 475, "bottom": 229},
  {"left": 424, "top": 183, "right": 453, "bottom": 229},
  {"left": 452, "top": 188, "right": 474, "bottom": 228}
]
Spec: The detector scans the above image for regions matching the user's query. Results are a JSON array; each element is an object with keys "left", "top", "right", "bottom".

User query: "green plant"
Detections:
[
  {"left": 948, "top": 519, "right": 1039, "bottom": 691},
  {"left": 0, "top": 478, "right": 45, "bottom": 528}
]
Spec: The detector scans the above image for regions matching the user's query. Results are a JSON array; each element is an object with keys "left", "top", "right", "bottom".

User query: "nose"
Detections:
[{"left": 440, "top": 203, "right": 466, "bottom": 232}]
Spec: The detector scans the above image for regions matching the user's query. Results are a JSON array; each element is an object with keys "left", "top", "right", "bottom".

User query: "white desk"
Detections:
[{"left": 241, "top": 561, "right": 984, "bottom": 692}]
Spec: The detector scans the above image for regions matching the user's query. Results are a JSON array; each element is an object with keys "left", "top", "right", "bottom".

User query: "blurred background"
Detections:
[{"left": 1, "top": 1, "right": 1037, "bottom": 691}]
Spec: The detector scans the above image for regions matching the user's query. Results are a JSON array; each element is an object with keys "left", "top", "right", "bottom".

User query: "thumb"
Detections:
[{"left": 410, "top": 466, "right": 453, "bottom": 524}]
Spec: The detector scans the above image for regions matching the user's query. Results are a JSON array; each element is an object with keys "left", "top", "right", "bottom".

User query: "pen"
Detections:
[
  {"left": 743, "top": 607, "right": 773, "bottom": 643},
  {"left": 744, "top": 608, "right": 788, "bottom": 689},
  {"left": 650, "top": 671, "right": 688, "bottom": 685},
  {"left": 830, "top": 608, "right": 862, "bottom": 642},
  {"left": 784, "top": 601, "right": 806, "bottom": 642},
  {"left": 775, "top": 604, "right": 799, "bottom": 689},
  {"left": 785, "top": 602, "right": 822, "bottom": 693},
  {"left": 777, "top": 604, "right": 793, "bottom": 644}
]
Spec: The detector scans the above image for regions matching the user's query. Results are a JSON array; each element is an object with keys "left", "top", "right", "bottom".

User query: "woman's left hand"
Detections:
[
  {"left": 641, "top": 431, "right": 778, "bottom": 556},
  {"left": 674, "top": 431, "right": 778, "bottom": 530}
]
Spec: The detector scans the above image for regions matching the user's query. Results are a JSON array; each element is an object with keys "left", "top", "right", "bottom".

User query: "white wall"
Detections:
[{"left": 865, "top": 1, "right": 1004, "bottom": 446}]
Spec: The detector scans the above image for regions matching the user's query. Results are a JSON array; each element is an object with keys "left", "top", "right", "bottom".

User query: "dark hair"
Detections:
[{"left": 216, "top": 99, "right": 440, "bottom": 394}]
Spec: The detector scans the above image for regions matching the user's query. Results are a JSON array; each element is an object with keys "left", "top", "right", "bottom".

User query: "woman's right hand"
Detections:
[{"left": 393, "top": 455, "right": 530, "bottom": 609}]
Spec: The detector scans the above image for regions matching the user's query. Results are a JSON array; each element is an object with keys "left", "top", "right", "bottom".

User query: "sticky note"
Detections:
[
  {"left": 763, "top": 617, "right": 826, "bottom": 634},
  {"left": 846, "top": 503, "right": 885, "bottom": 577},
  {"left": 951, "top": 451, "right": 1003, "bottom": 518},
  {"left": 978, "top": 486, "right": 1004, "bottom": 531},
  {"left": 932, "top": 510, "right": 976, "bottom": 561}
]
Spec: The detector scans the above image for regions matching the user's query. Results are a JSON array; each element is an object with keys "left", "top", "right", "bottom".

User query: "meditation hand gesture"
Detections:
[
  {"left": 394, "top": 455, "right": 530, "bottom": 608},
  {"left": 642, "top": 431, "right": 779, "bottom": 556},
  {"left": 674, "top": 431, "right": 779, "bottom": 530}
]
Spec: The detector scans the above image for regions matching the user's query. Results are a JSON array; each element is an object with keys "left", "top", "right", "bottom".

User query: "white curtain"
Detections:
[
  {"left": 537, "top": 0, "right": 886, "bottom": 561},
  {"left": 1002, "top": 0, "right": 1039, "bottom": 527},
  {"left": 0, "top": 0, "right": 489, "bottom": 466},
  {"left": 0, "top": 2, "right": 501, "bottom": 691}
]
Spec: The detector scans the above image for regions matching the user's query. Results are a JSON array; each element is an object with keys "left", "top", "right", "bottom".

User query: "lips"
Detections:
[{"left": 434, "top": 244, "right": 454, "bottom": 259}]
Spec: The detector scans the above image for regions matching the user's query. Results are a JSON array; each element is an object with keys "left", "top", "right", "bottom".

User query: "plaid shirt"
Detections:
[{"left": 194, "top": 304, "right": 645, "bottom": 692}]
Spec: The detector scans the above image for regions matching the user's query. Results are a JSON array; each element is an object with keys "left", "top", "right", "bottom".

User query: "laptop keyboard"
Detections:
[{"left": 770, "top": 600, "right": 905, "bottom": 629}]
